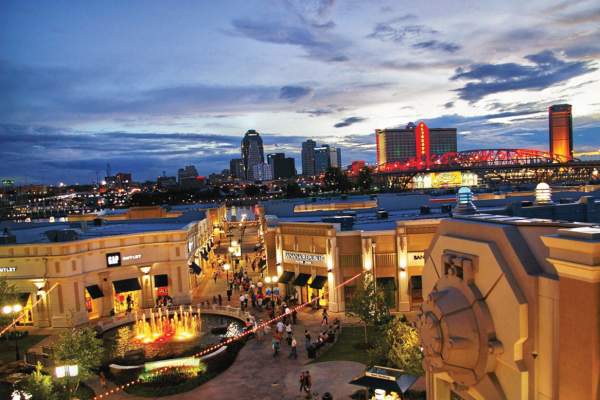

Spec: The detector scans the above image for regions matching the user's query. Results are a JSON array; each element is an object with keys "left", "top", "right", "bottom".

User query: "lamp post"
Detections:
[
  {"left": 2, "top": 304, "right": 23, "bottom": 361},
  {"left": 55, "top": 364, "right": 79, "bottom": 400},
  {"left": 223, "top": 263, "right": 231, "bottom": 282},
  {"left": 371, "top": 242, "right": 377, "bottom": 290}
]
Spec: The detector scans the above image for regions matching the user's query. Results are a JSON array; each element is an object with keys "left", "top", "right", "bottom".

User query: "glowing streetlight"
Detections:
[{"left": 3, "top": 304, "right": 24, "bottom": 360}]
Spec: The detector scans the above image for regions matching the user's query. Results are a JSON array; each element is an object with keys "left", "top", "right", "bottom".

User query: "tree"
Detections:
[
  {"left": 17, "top": 362, "right": 56, "bottom": 400},
  {"left": 345, "top": 275, "right": 392, "bottom": 343},
  {"left": 357, "top": 167, "right": 373, "bottom": 192},
  {"left": 369, "top": 316, "right": 424, "bottom": 376},
  {"left": 53, "top": 327, "right": 103, "bottom": 394},
  {"left": 284, "top": 182, "right": 303, "bottom": 198},
  {"left": 324, "top": 167, "right": 352, "bottom": 193}
]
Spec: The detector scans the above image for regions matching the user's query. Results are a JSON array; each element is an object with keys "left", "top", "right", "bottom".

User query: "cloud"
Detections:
[
  {"left": 334, "top": 116, "right": 366, "bottom": 128},
  {"left": 444, "top": 102, "right": 454, "bottom": 109},
  {"left": 451, "top": 50, "right": 596, "bottom": 102},
  {"left": 367, "top": 22, "right": 436, "bottom": 43},
  {"left": 279, "top": 85, "right": 313, "bottom": 101},
  {"left": 413, "top": 40, "right": 460, "bottom": 53},
  {"left": 296, "top": 104, "right": 347, "bottom": 116},
  {"left": 229, "top": 18, "right": 347, "bottom": 62}
]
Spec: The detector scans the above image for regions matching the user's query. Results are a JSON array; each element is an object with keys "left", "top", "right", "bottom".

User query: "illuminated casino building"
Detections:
[
  {"left": 375, "top": 122, "right": 457, "bottom": 166},
  {"left": 0, "top": 206, "right": 222, "bottom": 328},
  {"left": 549, "top": 104, "right": 573, "bottom": 161}
]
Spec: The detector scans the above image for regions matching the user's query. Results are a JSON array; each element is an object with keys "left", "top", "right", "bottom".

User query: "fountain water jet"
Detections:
[{"left": 134, "top": 305, "right": 202, "bottom": 343}]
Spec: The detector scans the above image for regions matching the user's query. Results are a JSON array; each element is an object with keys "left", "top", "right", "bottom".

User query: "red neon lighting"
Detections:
[{"left": 414, "top": 121, "right": 431, "bottom": 168}]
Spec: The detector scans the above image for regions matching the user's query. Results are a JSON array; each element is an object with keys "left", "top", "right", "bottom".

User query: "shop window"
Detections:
[
  {"left": 376, "top": 277, "right": 397, "bottom": 308},
  {"left": 344, "top": 286, "right": 356, "bottom": 310},
  {"left": 409, "top": 275, "right": 423, "bottom": 302}
]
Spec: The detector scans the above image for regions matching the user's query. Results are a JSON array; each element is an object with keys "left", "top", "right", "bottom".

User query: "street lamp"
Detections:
[
  {"left": 223, "top": 263, "right": 231, "bottom": 282},
  {"left": 55, "top": 365, "right": 79, "bottom": 400},
  {"left": 2, "top": 304, "right": 23, "bottom": 361}
]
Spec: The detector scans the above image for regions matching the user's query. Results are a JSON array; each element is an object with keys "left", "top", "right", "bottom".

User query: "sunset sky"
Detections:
[{"left": 1, "top": 0, "right": 599, "bottom": 183}]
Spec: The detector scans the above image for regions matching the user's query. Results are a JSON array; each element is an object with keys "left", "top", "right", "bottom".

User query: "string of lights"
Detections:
[
  {"left": 93, "top": 271, "right": 364, "bottom": 400},
  {"left": 0, "top": 282, "right": 58, "bottom": 337}
]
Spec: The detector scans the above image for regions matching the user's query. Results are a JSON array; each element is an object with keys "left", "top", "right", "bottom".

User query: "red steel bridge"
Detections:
[{"left": 372, "top": 148, "right": 600, "bottom": 190}]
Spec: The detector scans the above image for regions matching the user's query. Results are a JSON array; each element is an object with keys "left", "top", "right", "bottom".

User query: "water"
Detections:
[{"left": 103, "top": 314, "right": 243, "bottom": 362}]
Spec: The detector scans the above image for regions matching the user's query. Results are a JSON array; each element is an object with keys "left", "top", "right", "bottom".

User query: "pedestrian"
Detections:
[
  {"left": 212, "top": 295, "right": 217, "bottom": 305},
  {"left": 321, "top": 309, "right": 328, "bottom": 326},
  {"left": 272, "top": 337, "right": 280, "bottom": 357},
  {"left": 226, "top": 288, "right": 232, "bottom": 302},
  {"left": 286, "top": 322, "right": 293, "bottom": 344},
  {"left": 218, "top": 294, "right": 222, "bottom": 306},
  {"left": 304, "top": 371, "right": 312, "bottom": 396},
  {"left": 99, "top": 371, "right": 107, "bottom": 390},
  {"left": 299, "top": 371, "right": 306, "bottom": 393},
  {"left": 213, "top": 271, "right": 218, "bottom": 283},
  {"left": 292, "top": 309, "right": 298, "bottom": 324},
  {"left": 304, "top": 329, "right": 311, "bottom": 350},
  {"left": 239, "top": 293, "right": 245, "bottom": 310},
  {"left": 289, "top": 336, "right": 298, "bottom": 359}
]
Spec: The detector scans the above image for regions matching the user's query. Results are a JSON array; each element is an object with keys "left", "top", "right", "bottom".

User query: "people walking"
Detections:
[
  {"left": 217, "top": 294, "right": 222, "bottom": 306},
  {"left": 299, "top": 371, "right": 306, "bottom": 393},
  {"left": 321, "top": 309, "right": 328, "bottom": 326},
  {"left": 304, "top": 370, "right": 312, "bottom": 396},
  {"left": 304, "top": 329, "right": 312, "bottom": 350},
  {"left": 226, "top": 288, "right": 232, "bottom": 302},
  {"left": 289, "top": 336, "right": 298, "bottom": 359}
]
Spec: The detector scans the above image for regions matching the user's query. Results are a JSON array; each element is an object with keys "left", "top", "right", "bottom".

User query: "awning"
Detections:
[
  {"left": 292, "top": 273, "right": 311, "bottom": 286},
  {"left": 86, "top": 285, "right": 104, "bottom": 299},
  {"left": 376, "top": 277, "right": 397, "bottom": 290},
  {"left": 309, "top": 275, "right": 327, "bottom": 289},
  {"left": 154, "top": 274, "right": 169, "bottom": 287},
  {"left": 17, "top": 292, "right": 31, "bottom": 306},
  {"left": 112, "top": 278, "right": 141, "bottom": 293},
  {"left": 278, "top": 271, "right": 295, "bottom": 284},
  {"left": 189, "top": 262, "right": 202, "bottom": 275},
  {"left": 349, "top": 366, "right": 418, "bottom": 394}
]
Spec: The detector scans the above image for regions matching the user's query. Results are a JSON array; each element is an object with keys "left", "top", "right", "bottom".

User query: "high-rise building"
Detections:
[
  {"left": 329, "top": 147, "right": 342, "bottom": 169},
  {"left": 157, "top": 175, "right": 177, "bottom": 190},
  {"left": 230, "top": 158, "right": 245, "bottom": 180},
  {"left": 314, "top": 145, "right": 331, "bottom": 174},
  {"left": 241, "top": 130, "right": 264, "bottom": 181},
  {"left": 301, "top": 140, "right": 317, "bottom": 176},
  {"left": 549, "top": 104, "right": 573, "bottom": 161},
  {"left": 178, "top": 165, "right": 203, "bottom": 189},
  {"left": 376, "top": 122, "right": 457, "bottom": 166},
  {"left": 267, "top": 153, "right": 296, "bottom": 179},
  {"left": 252, "top": 163, "right": 273, "bottom": 181}
]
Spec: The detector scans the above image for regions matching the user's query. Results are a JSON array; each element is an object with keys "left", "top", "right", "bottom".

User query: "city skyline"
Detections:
[{"left": 1, "top": 0, "right": 600, "bottom": 183}]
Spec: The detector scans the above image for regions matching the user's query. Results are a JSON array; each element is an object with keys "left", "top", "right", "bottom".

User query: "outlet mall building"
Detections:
[{"left": 0, "top": 206, "right": 224, "bottom": 328}]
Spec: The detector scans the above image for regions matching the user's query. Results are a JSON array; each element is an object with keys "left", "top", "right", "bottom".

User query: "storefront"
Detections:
[{"left": 112, "top": 278, "right": 142, "bottom": 313}]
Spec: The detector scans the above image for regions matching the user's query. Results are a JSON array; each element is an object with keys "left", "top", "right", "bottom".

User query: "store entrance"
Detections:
[{"left": 112, "top": 278, "right": 142, "bottom": 314}]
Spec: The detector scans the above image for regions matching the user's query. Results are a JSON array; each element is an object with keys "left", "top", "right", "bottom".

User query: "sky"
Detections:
[{"left": 1, "top": 0, "right": 599, "bottom": 184}]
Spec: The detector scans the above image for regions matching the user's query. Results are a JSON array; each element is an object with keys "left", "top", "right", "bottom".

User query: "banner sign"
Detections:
[
  {"left": 283, "top": 250, "right": 326, "bottom": 267},
  {"left": 407, "top": 252, "right": 425, "bottom": 267}
]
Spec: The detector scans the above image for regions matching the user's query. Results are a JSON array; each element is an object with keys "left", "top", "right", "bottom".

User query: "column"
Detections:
[
  {"left": 140, "top": 272, "right": 154, "bottom": 309},
  {"left": 98, "top": 271, "right": 113, "bottom": 317},
  {"left": 396, "top": 227, "right": 410, "bottom": 312},
  {"left": 328, "top": 237, "right": 341, "bottom": 312},
  {"left": 541, "top": 228, "right": 600, "bottom": 400}
]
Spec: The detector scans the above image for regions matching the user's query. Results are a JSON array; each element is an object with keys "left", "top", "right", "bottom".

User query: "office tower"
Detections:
[
  {"left": 251, "top": 163, "right": 273, "bottom": 181},
  {"left": 301, "top": 139, "right": 317, "bottom": 176},
  {"left": 376, "top": 122, "right": 457, "bottom": 165},
  {"left": 314, "top": 145, "right": 331, "bottom": 174},
  {"left": 267, "top": 153, "right": 296, "bottom": 179},
  {"left": 549, "top": 104, "right": 573, "bottom": 161},
  {"left": 329, "top": 147, "right": 342, "bottom": 169},
  {"left": 241, "top": 130, "right": 264, "bottom": 180},
  {"left": 230, "top": 158, "right": 245, "bottom": 179},
  {"left": 157, "top": 175, "right": 177, "bottom": 190},
  {"left": 177, "top": 165, "right": 203, "bottom": 189}
]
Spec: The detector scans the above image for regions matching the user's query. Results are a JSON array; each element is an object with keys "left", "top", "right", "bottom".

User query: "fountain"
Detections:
[{"left": 134, "top": 305, "right": 202, "bottom": 343}]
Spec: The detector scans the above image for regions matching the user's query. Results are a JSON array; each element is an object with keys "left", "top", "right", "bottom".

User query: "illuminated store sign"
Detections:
[
  {"left": 122, "top": 254, "right": 142, "bottom": 262},
  {"left": 283, "top": 251, "right": 326, "bottom": 267},
  {"left": 106, "top": 252, "right": 121, "bottom": 267},
  {"left": 407, "top": 252, "right": 425, "bottom": 267},
  {"left": 0, "top": 267, "right": 17, "bottom": 272}
]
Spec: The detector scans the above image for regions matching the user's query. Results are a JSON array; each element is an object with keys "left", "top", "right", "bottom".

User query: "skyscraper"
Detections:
[
  {"left": 329, "top": 147, "right": 342, "bottom": 169},
  {"left": 376, "top": 123, "right": 457, "bottom": 166},
  {"left": 268, "top": 153, "right": 296, "bottom": 179},
  {"left": 301, "top": 139, "right": 316, "bottom": 176},
  {"left": 241, "top": 130, "right": 264, "bottom": 180},
  {"left": 549, "top": 104, "right": 573, "bottom": 161},
  {"left": 314, "top": 145, "right": 331, "bottom": 174},
  {"left": 230, "top": 158, "right": 245, "bottom": 179}
]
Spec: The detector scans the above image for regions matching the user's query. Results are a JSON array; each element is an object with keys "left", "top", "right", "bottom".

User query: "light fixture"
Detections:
[
  {"left": 535, "top": 182, "right": 552, "bottom": 205},
  {"left": 272, "top": 276, "right": 279, "bottom": 283},
  {"left": 139, "top": 266, "right": 151, "bottom": 275},
  {"left": 223, "top": 263, "right": 230, "bottom": 271},
  {"left": 2, "top": 305, "right": 12, "bottom": 314},
  {"left": 265, "top": 276, "right": 271, "bottom": 284},
  {"left": 55, "top": 364, "right": 78, "bottom": 378}
]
